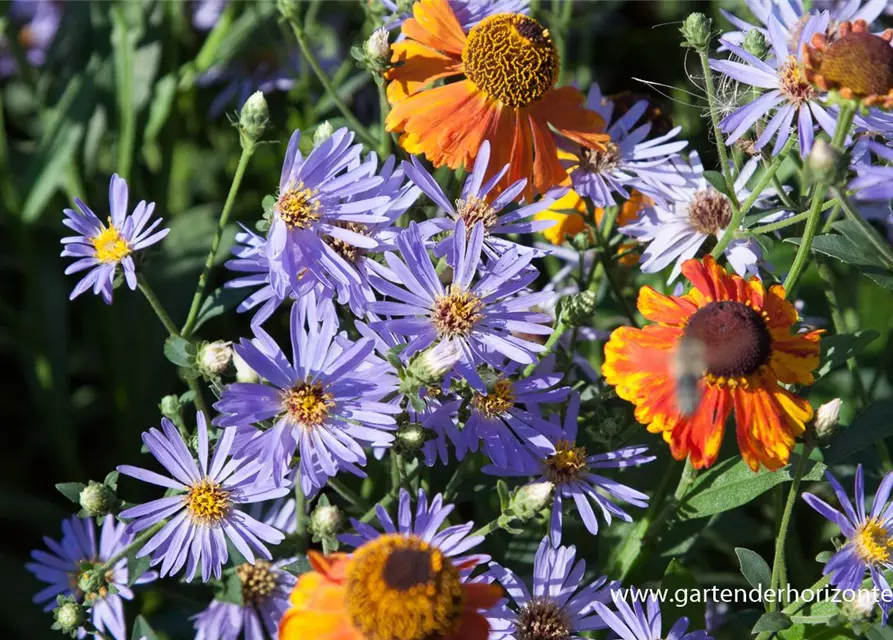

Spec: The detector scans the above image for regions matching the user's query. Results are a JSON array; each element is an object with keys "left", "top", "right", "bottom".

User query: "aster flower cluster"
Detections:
[{"left": 30, "top": 0, "right": 893, "bottom": 639}]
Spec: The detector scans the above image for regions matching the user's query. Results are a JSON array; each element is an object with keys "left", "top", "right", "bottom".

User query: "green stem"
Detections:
[
  {"left": 286, "top": 19, "right": 378, "bottom": 149},
  {"left": 358, "top": 463, "right": 422, "bottom": 523},
  {"left": 187, "top": 377, "right": 211, "bottom": 421},
  {"left": 755, "top": 575, "right": 832, "bottom": 640},
  {"left": 295, "top": 485, "right": 308, "bottom": 549},
  {"left": 767, "top": 445, "right": 812, "bottom": 612},
  {"left": 772, "top": 170, "right": 798, "bottom": 210},
  {"left": 588, "top": 203, "right": 638, "bottom": 326},
  {"left": 745, "top": 200, "right": 838, "bottom": 236},
  {"left": 99, "top": 521, "right": 166, "bottom": 572},
  {"left": 833, "top": 187, "right": 893, "bottom": 269},
  {"left": 522, "top": 319, "right": 568, "bottom": 377},
  {"left": 376, "top": 79, "right": 392, "bottom": 158},
  {"left": 471, "top": 516, "right": 502, "bottom": 538},
  {"left": 181, "top": 142, "right": 255, "bottom": 337},
  {"left": 390, "top": 450, "right": 401, "bottom": 491},
  {"left": 698, "top": 48, "right": 739, "bottom": 210},
  {"left": 0, "top": 89, "right": 19, "bottom": 213},
  {"left": 136, "top": 276, "right": 179, "bottom": 337},
  {"left": 674, "top": 457, "right": 699, "bottom": 500},
  {"left": 328, "top": 478, "right": 372, "bottom": 512},
  {"left": 443, "top": 456, "right": 473, "bottom": 502}
]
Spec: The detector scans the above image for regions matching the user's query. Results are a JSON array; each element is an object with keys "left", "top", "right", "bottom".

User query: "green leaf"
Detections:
[
  {"left": 735, "top": 547, "right": 771, "bottom": 591},
  {"left": 130, "top": 615, "right": 159, "bottom": 640},
  {"left": 815, "top": 550, "right": 833, "bottom": 563},
  {"left": 104, "top": 471, "right": 119, "bottom": 489},
  {"left": 659, "top": 559, "right": 705, "bottom": 630},
  {"left": 753, "top": 612, "right": 793, "bottom": 633},
  {"left": 703, "top": 170, "right": 729, "bottom": 196},
  {"left": 823, "top": 400, "right": 893, "bottom": 464},
  {"left": 193, "top": 287, "right": 248, "bottom": 333},
  {"left": 55, "top": 482, "right": 87, "bottom": 504},
  {"left": 163, "top": 335, "right": 195, "bottom": 368},
  {"left": 785, "top": 233, "right": 886, "bottom": 268},
  {"left": 816, "top": 331, "right": 880, "bottom": 379},
  {"left": 282, "top": 556, "right": 312, "bottom": 577},
  {"left": 679, "top": 453, "right": 826, "bottom": 520},
  {"left": 125, "top": 548, "right": 152, "bottom": 587},
  {"left": 216, "top": 571, "right": 244, "bottom": 606}
]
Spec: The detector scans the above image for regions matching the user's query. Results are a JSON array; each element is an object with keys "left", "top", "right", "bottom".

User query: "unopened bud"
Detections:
[
  {"left": 571, "top": 229, "right": 592, "bottom": 251},
  {"left": 77, "top": 568, "right": 105, "bottom": 597},
  {"left": 841, "top": 587, "right": 877, "bottom": 621},
  {"left": 563, "top": 290, "right": 598, "bottom": 327},
  {"left": 742, "top": 29, "right": 769, "bottom": 59},
  {"left": 365, "top": 27, "right": 390, "bottom": 61},
  {"left": 53, "top": 599, "right": 85, "bottom": 636},
  {"left": 814, "top": 398, "right": 842, "bottom": 440},
  {"left": 511, "top": 481, "right": 554, "bottom": 520},
  {"left": 411, "top": 341, "right": 462, "bottom": 384},
  {"left": 233, "top": 351, "right": 260, "bottom": 383},
  {"left": 680, "top": 12, "right": 713, "bottom": 51},
  {"left": 806, "top": 138, "right": 847, "bottom": 186},
  {"left": 198, "top": 340, "right": 232, "bottom": 376},
  {"left": 159, "top": 394, "right": 182, "bottom": 421},
  {"left": 394, "top": 422, "right": 434, "bottom": 455},
  {"left": 309, "top": 503, "right": 342, "bottom": 537},
  {"left": 239, "top": 91, "right": 268, "bottom": 145},
  {"left": 79, "top": 482, "right": 117, "bottom": 518},
  {"left": 313, "top": 121, "right": 334, "bottom": 147}
]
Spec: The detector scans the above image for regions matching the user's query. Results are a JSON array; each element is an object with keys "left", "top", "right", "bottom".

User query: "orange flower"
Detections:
[
  {"left": 279, "top": 534, "right": 502, "bottom": 640},
  {"left": 385, "top": 0, "right": 608, "bottom": 198},
  {"left": 603, "top": 256, "right": 822, "bottom": 471}
]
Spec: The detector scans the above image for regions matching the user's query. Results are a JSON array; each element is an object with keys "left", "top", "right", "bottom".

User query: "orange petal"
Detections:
[
  {"left": 534, "top": 86, "right": 609, "bottom": 149},
  {"left": 402, "top": 0, "right": 467, "bottom": 56},
  {"left": 769, "top": 331, "right": 821, "bottom": 385},
  {"left": 448, "top": 610, "right": 492, "bottom": 640},
  {"left": 681, "top": 256, "right": 739, "bottom": 302},
  {"left": 386, "top": 41, "right": 463, "bottom": 103},
  {"left": 463, "top": 582, "right": 503, "bottom": 609},
  {"left": 528, "top": 110, "right": 570, "bottom": 196},
  {"left": 685, "top": 385, "right": 732, "bottom": 469},
  {"left": 637, "top": 286, "right": 699, "bottom": 327}
]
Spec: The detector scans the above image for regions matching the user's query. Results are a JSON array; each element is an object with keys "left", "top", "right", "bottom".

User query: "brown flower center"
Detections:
[
  {"left": 579, "top": 141, "right": 620, "bottom": 174},
  {"left": 542, "top": 440, "right": 588, "bottom": 484},
  {"left": 431, "top": 286, "right": 484, "bottom": 338},
  {"left": 456, "top": 196, "right": 499, "bottom": 234},
  {"left": 277, "top": 184, "right": 321, "bottom": 229},
  {"left": 816, "top": 31, "right": 893, "bottom": 96},
  {"left": 688, "top": 189, "right": 733, "bottom": 235},
  {"left": 237, "top": 560, "right": 278, "bottom": 605},
  {"left": 283, "top": 380, "right": 335, "bottom": 429},
  {"left": 778, "top": 56, "right": 816, "bottom": 104},
  {"left": 471, "top": 378, "right": 516, "bottom": 417},
  {"left": 517, "top": 597, "right": 572, "bottom": 640},
  {"left": 683, "top": 301, "right": 772, "bottom": 378},
  {"left": 327, "top": 222, "right": 370, "bottom": 263},
  {"left": 463, "top": 14, "right": 558, "bottom": 108}
]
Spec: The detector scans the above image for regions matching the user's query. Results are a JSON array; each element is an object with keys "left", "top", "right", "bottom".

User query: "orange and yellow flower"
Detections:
[
  {"left": 385, "top": 0, "right": 609, "bottom": 198},
  {"left": 603, "top": 256, "right": 822, "bottom": 471},
  {"left": 279, "top": 534, "right": 502, "bottom": 640}
]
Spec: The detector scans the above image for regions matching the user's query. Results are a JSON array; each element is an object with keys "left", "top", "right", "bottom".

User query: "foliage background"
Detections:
[{"left": 2, "top": 1, "right": 891, "bottom": 638}]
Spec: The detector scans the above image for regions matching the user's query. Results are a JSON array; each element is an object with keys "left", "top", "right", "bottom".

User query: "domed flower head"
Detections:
[
  {"left": 340, "top": 488, "right": 488, "bottom": 574},
  {"left": 804, "top": 18, "right": 893, "bottom": 110},
  {"left": 193, "top": 500, "right": 299, "bottom": 640},
  {"left": 26, "top": 515, "right": 158, "bottom": 640},
  {"left": 603, "top": 255, "right": 822, "bottom": 471},
  {"left": 486, "top": 536, "right": 616, "bottom": 639},
  {"left": 117, "top": 412, "right": 289, "bottom": 582},
  {"left": 385, "top": 0, "right": 608, "bottom": 198},
  {"left": 595, "top": 591, "right": 712, "bottom": 640},
  {"left": 279, "top": 536, "right": 502, "bottom": 640},
  {"left": 620, "top": 153, "right": 775, "bottom": 281},
  {"left": 487, "top": 393, "right": 655, "bottom": 545},
  {"left": 367, "top": 220, "right": 553, "bottom": 392},
  {"left": 60, "top": 174, "right": 169, "bottom": 304},
  {"left": 405, "top": 140, "right": 566, "bottom": 257},
  {"left": 214, "top": 292, "right": 401, "bottom": 496},
  {"left": 803, "top": 465, "right": 893, "bottom": 622},
  {"left": 562, "top": 83, "right": 688, "bottom": 208}
]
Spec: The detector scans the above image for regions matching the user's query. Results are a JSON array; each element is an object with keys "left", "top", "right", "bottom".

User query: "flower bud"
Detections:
[
  {"left": 394, "top": 422, "right": 435, "bottom": 455},
  {"left": 510, "top": 481, "right": 553, "bottom": 520},
  {"left": 276, "top": 0, "right": 301, "bottom": 21},
  {"left": 563, "top": 290, "right": 598, "bottom": 327},
  {"left": 309, "top": 503, "right": 343, "bottom": 538},
  {"left": 53, "top": 599, "right": 85, "bottom": 636},
  {"left": 77, "top": 568, "right": 105, "bottom": 597},
  {"left": 313, "top": 121, "right": 335, "bottom": 147},
  {"left": 814, "top": 398, "right": 842, "bottom": 440},
  {"left": 840, "top": 587, "right": 877, "bottom": 622},
  {"left": 198, "top": 340, "right": 232, "bottom": 376},
  {"left": 680, "top": 13, "right": 714, "bottom": 51},
  {"left": 159, "top": 394, "right": 182, "bottom": 421},
  {"left": 742, "top": 29, "right": 769, "bottom": 59},
  {"left": 79, "top": 481, "right": 117, "bottom": 518},
  {"left": 233, "top": 351, "right": 260, "bottom": 383},
  {"left": 571, "top": 229, "right": 592, "bottom": 251},
  {"left": 365, "top": 27, "right": 391, "bottom": 62},
  {"left": 239, "top": 91, "right": 269, "bottom": 145},
  {"left": 806, "top": 138, "right": 848, "bottom": 186},
  {"left": 411, "top": 341, "right": 462, "bottom": 384}
]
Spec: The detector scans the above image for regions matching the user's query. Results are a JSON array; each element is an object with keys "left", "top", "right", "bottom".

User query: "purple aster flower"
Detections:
[
  {"left": 193, "top": 499, "right": 298, "bottom": 640},
  {"left": 265, "top": 128, "right": 396, "bottom": 306},
  {"left": 382, "top": 0, "right": 529, "bottom": 31},
  {"left": 620, "top": 152, "right": 775, "bottom": 280},
  {"left": 709, "top": 12, "right": 839, "bottom": 157},
  {"left": 486, "top": 536, "right": 616, "bottom": 640},
  {"left": 60, "top": 174, "right": 169, "bottom": 304},
  {"left": 26, "top": 515, "right": 158, "bottom": 640},
  {"left": 192, "top": 0, "right": 227, "bottom": 31},
  {"left": 367, "top": 220, "right": 554, "bottom": 392},
  {"left": 214, "top": 291, "right": 401, "bottom": 497},
  {"left": 340, "top": 488, "right": 488, "bottom": 574},
  {"left": 404, "top": 140, "right": 565, "bottom": 258},
  {"left": 595, "top": 591, "right": 713, "bottom": 640},
  {"left": 0, "top": 0, "right": 61, "bottom": 76},
  {"left": 485, "top": 393, "right": 654, "bottom": 545},
  {"left": 803, "top": 465, "right": 893, "bottom": 622},
  {"left": 562, "top": 84, "right": 688, "bottom": 208},
  {"left": 850, "top": 141, "right": 893, "bottom": 202},
  {"left": 223, "top": 225, "right": 286, "bottom": 327},
  {"left": 117, "top": 412, "right": 289, "bottom": 582}
]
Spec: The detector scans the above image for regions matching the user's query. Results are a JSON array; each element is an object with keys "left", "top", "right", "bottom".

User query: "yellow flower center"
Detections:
[
  {"left": 456, "top": 196, "right": 499, "bottom": 234},
  {"left": 236, "top": 560, "right": 278, "bottom": 605},
  {"left": 854, "top": 519, "right": 893, "bottom": 564},
  {"left": 432, "top": 286, "right": 484, "bottom": 338},
  {"left": 462, "top": 14, "right": 559, "bottom": 109},
  {"left": 345, "top": 533, "right": 464, "bottom": 640},
  {"left": 517, "top": 596, "right": 572, "bottom": 640},
  {"left": 687, "top": 189, "right": 732, "bottom": 235},
  {"left": 472, "top": 378, "right": 516, "bottom": 417},
  {"left": 91, "top": 220, "right": 131, "bottom": 263},
  {"left": 778, "top": 56, "right": 816, "bottom": 104},
  {"left": 543, "top": 440, "right": 588, "bottom": 484},
  {"left": 283, "top": 380, "right": 335, "bottom": 429},
  {"left": 326, "top": 222, "right": 369, "bottom": 263},
  {"left": 816, "top": 31, "right": 893, "bottom": 97},
  {"left": 683, "top": 301, "right": 772, "bottom": 379},
  {"left": 579, "top": 140, "right": 620, "bottom": 174},
  {"left": 277, "top": 184, "right": 321, "bottom": 229},
  {"left": 185, "top": 479, "right": 231, "bottom": 526}
]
